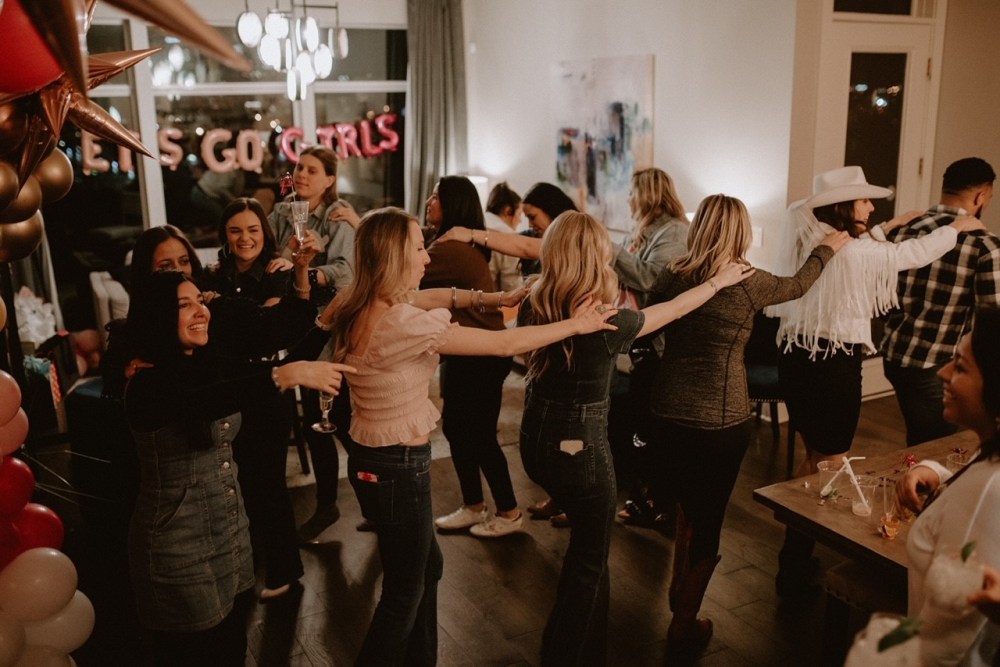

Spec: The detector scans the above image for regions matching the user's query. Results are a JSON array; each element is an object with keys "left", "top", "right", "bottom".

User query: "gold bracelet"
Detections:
[
  {"left": 314, "top": 316, "right": 332, "bottom": 332},
  {"left": 495, "top": 292, "right": 502, "bottom": 308},
  {"left": 483, "top": 229, "right": 489, "bottom": 248},
  {"left": 451, "top": 286, "right": 458, "bottom": 309}
]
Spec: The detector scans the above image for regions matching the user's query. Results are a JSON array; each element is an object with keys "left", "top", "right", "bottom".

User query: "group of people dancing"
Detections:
[{"left": 108, "top": 145, "right": 1000, "bottom": 666}]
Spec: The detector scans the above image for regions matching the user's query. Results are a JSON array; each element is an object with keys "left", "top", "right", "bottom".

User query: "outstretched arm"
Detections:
[
  {"left": 438, "top": 298, "right": 616, "bottom": 357},
  {"left": 636, "top": 262, "right": 754, "bottom": 337},
  {"left": 437, "top": 225, "right": 543, "bottom": 260}
]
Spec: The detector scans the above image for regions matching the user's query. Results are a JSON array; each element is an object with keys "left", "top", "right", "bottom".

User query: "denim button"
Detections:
[
  {"left": 222, "top": 421, "right": 231, "bottom": 431},
  {"left": 222, "top": 461, "right": 231, "bottom": 470},
  {"left": 227, "top": 488, "right": 236, "bottom": 497},
  {"left": 222, "top": 441, "right": 230, "bottom": 448}
]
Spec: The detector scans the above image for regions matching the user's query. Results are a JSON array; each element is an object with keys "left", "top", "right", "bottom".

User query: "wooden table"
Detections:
[{"left": 753, "top": 430, "right": 980, "bottom": 574}]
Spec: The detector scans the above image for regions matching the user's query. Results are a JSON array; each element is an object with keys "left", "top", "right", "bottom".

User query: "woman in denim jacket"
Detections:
[
  {"left": 124, "top": 271, "right": 350, "bottom": 666},
  {"left": 518, "top": 211, "right": 752, "bottom": 666}
]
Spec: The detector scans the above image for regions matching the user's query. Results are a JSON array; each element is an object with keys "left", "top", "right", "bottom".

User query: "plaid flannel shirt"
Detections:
[{"left": 880, "top": 205, "right": 1000, "bottom": 368}]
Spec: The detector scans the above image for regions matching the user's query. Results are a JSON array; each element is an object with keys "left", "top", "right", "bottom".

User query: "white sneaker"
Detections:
[
  {"left": 470, "top": 512, "right": 524, "bottom": 538},
  {"left": 435, "top": 506, "right": 488, "bottom": 530}
]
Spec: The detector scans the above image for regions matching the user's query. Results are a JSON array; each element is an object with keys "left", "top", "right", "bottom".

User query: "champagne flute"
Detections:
[
  {"left": 312, "top": 392, "right": 336, "bottom": 433},
  {"left": 291, "top": 200, "right": 310, "bottom": 243}
]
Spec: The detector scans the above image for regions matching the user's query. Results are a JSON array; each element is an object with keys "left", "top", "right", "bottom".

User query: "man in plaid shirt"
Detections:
[{"left": 880, "top": 157, "right": 999, "bottom": 445}]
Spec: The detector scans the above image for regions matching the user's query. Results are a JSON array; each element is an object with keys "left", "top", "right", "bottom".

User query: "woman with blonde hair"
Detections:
[
  {"left": 611, "top": 167, "right": 691, "bottom": 525},
  {"left": 519, "top": 210, "right": 753, "bottom": 665},
  {"left": 324, "top": 207, "right": 618, "bottom": 666},
  {"left": 644, "top": 194, "right": 849, "bottom": 656}
]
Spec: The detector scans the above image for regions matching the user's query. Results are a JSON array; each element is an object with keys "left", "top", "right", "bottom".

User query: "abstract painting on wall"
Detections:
[{"left": 552, "top": 54, "right": 654, "bottom": 233}]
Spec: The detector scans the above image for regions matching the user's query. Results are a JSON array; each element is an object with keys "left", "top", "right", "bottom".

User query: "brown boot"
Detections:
[{"left": 667, "top": 505, "right": 721, "bottom": 655}]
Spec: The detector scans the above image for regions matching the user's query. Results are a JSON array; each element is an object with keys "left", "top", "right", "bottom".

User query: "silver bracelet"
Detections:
[
  {"left": 271, "top": 367, "right": 285, "bottom": 393},
  {"left": 314, "top": 316, "right": 332, "bottom": 332},
  {"left": 451, "top": 286, "right": 458, "bottom": 309}
]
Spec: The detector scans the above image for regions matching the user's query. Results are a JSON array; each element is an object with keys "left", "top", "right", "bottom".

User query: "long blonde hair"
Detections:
[
  {"left": 669, "top": 194, "right": 751, "bottom": 284},
  {"left": 525, "top": 211, "right": 617, "bottom": 380},
  {"left": 328, "top": 207, "right": 415, "bottom": 362},
  {"left": 630, "top": 168, "right": 686, "bottom": 252}
]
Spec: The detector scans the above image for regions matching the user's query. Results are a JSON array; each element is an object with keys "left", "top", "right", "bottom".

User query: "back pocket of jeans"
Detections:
[
  {"left": 352, "top": 474, "right": 396, "bottom": 525},
  {"left": 552, "top": 440, "right": 596, "bottom": 493}
]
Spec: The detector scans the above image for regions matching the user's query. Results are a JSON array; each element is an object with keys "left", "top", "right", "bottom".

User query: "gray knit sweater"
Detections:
[{"left": 648, "top": 245, "right": 834, "bottom": 429}]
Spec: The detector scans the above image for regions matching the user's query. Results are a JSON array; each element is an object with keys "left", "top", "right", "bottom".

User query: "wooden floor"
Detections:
[{"left": 55, "top": 370, "right": 910, "bottom": 666}]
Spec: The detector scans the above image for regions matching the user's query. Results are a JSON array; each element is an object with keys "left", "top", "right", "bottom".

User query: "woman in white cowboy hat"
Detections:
[{"left": 769, "top": 165, "right": 986, "bottom": 597}]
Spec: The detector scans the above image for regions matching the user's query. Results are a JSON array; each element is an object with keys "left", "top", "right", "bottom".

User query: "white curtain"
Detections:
[{"left": 406, "top": 0, "right": 468, "bottom": 214}]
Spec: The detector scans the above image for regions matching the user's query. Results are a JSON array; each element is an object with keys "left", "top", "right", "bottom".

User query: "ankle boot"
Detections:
[{"left": 667, "top": 505, "right": 721, "bottom": 655}]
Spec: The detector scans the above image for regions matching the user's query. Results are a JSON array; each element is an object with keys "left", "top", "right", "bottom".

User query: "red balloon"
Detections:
[
  {"left": 0, "top": 370, "right": 21, "bottom": 425},
  {"left": 0, "top": 408, "right": 28, "bottom": 456},
  {"left": 0, "top": 0, "right": 64, "bottom": 95},
  {"left": 0, "top": 520, "right": 21, "bottom": 570},
  {"left": 0, "top": 455, "right": 34, "bottom": 518},
  {"left": 12, "top": 503, "right": 63, "bottom": 552}
]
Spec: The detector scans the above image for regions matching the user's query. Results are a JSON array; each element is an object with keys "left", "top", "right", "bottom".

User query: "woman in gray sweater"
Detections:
[{"left": 645, "top": 194, "right": 848, "bottom": 656}]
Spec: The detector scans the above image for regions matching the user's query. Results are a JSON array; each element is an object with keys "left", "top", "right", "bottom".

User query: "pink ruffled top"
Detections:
[{"left": 346, "top": 304, "right": 456, "bottom": 446}]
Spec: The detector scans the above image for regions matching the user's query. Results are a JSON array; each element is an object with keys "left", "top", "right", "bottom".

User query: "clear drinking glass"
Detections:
[
  {"left": 311, "top": 392, "right": 336, "bottom": 433},
  {"left": 291, "top": 200, "right": 310, "bottom": 242}
]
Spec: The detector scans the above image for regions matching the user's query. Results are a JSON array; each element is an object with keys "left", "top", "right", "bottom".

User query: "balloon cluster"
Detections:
[{"left": 0, "top": 371, "right": 95, "bottom": 666}]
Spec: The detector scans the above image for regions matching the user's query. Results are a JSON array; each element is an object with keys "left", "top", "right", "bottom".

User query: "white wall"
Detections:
[{"left": 464, "top": 0, "right": 798, "bottom": 266}]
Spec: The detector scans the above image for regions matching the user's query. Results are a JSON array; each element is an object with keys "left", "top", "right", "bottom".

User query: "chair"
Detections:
[{"left": 745, "top": 311, "right": 797, "bottom": 477}]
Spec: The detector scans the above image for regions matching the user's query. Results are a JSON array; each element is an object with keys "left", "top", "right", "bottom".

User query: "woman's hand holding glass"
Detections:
[
  {"left": 275, "top": 361, "right": 356, "bottom": 396},
  {"left": 895, "top": 464, "right": 942, "bottom": 514},
  {"left": 289, "top": 233, "right": 320, "bottom": 268}
]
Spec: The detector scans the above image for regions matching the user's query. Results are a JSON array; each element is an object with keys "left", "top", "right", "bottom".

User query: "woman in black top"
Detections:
[{"left": 203, "top": 198, "right": 318, "bottom": 598}]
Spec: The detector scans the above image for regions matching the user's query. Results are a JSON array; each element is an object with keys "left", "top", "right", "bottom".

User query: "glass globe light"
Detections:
[
  {"left": 295, "top": 51, "right": 316, "bottom": 84},
  {"left": 237, "top": 11, "right": 263, "bottom": 48},
  {"left": 297, "top": 17, "right": 320, "bottom": 53},
  {"left": 313, "top": 44, "right": 333, "bottom": 78},
  {"left": 264, "top": 10, "right": 289, "bottom": 39},
  {"left": 258, "top": 34, "right": 281, "bottom": 69}
]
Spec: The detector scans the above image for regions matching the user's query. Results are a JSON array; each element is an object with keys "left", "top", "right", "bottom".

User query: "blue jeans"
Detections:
[
  {"left": 520, "top": 394, "right": 616, "bottom": 667},
  {"left": 348, "top": 444, "right": 442, "bottom": 667},
  {"left": 883, "top": 359, "right": 957, "bottom": 446}
]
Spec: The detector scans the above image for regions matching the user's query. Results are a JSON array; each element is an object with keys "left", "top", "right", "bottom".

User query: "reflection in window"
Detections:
[
  {"left": 834, "top": 0, "right": 912, "bottom": 15},
  {"left": 155, "top": 95, "right": 294, "bottom": 236},
  {"left": 845, "top": 53, "right": 907, "bottom": 224},
  {"left": 87, "top": 24, "right": 127, "bottom": 85},
  {"left": 148, "top": 27, "right": 407, "bottom": 85},
  {"left": 315, "top": 92, "right": 406, "bottom": 211}
]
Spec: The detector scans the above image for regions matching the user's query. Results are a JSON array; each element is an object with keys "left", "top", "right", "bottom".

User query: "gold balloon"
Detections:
[
  {"left": 0, "top": 175, "right": 40, "bottom": 224},
  {"left": 33, "top": 149, "right": 73, "bottom": 203},
  {"left": 0, "top": 161, "right": 17, "bottom": 211},
  {"left": 0, "top": 211, "right": 43, "bottom": 263},
  {"left": 0, "top": 103, "right": 28, "bottom": 156}
]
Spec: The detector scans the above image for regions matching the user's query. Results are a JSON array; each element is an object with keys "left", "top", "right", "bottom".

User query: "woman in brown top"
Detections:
[
  {"left": 646, "top": 194, "right": 849, "bottom": 656},
  {"left": 420, "top": 176, "right": 524, "bottom": 537}
]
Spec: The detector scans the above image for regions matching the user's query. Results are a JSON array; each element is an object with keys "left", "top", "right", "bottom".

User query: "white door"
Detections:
[{"left": 814, "top": 20, "right": 935, "bottom": 220}]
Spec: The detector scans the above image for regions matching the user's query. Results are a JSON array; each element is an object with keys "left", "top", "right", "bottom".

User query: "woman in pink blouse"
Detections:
[{"left": 324, "top": 207, "right": 617, "bottom": 666}]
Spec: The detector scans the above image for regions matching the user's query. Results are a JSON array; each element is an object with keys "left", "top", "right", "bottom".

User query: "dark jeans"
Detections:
[
  {"left": 349, "top": 444, "right": 442, "bottom": 667},
  {"left": 150, "top": 589, "right": 253, "bottom": 667},
  {"left": 883, "top": 359, "right": 957, "bottom": 446},
  {"left": 649, "top": 417, "right": 753, "bottom": 562},
  {"left": 520, "top": 394, "right": 615, "bottom": 667},
  {"left": 231, "top": 393, "right": 303, "bottom": 588},
  {"left": 440, "top": 355, "right": 516, "bottom": 511},
  {"left": 307, "top": 383, "right": 358, "bottom": 508}
]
